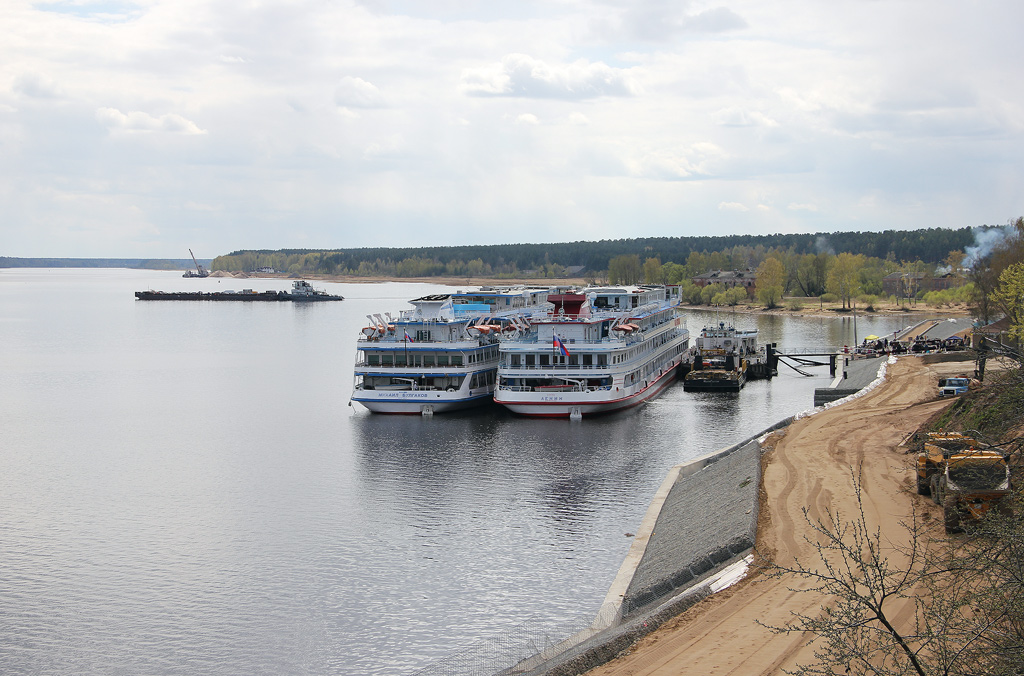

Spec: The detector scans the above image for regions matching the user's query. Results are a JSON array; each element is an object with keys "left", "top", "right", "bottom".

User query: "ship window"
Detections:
[
  {"left": 525, "top": 354, "right": 535, "bottom": 366},
  {"left": 511, "top": 354, "right": 521, "bottom": 366},
  {"left": 582, "top": 354, "right": 592, "bottom": 366},
  {"left": 367, "top": 353, "right": 380, "bottom": 366},
  {"left": 423, "top": 354, "right": 434, "bottom": 367},
  {"left": 437, "top": 355, "right": 449, "bottom": 366},
  {"left": 451, "top": 355, "right": 463, "bottom": 366},
  {"left": 382, "top": 353, "right": 393, "bottom": 365},
  {"left": 598, "top": 355, "right": 607, "bottom": 366},
  {"left": 540, "top": 354, "right": 550, "bottom": 366}
]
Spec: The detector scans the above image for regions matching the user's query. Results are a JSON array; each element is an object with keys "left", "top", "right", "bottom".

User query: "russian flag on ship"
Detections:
[
  {"left": 404, "top": 330, "right": 414, "bottom": 342},
  {"left": 553, "top": 334, "right": 570, "bottom": 357}
]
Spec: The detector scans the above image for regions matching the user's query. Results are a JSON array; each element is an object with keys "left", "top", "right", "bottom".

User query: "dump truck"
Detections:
[{"left": 916, "top": 432, "right": 1011, "bottom": 533}]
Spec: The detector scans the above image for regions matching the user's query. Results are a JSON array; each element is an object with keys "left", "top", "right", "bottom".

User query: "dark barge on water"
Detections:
[
  {"left": 135, "top": 280, "right": 343, "bottom": 302},
  {"left": 680, "top": 322, "right": 777, "bottom": 392}
]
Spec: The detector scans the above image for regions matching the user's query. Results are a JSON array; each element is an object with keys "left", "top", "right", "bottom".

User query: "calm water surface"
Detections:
[{"left": 0, "top": 269, "right": 930, "bottom": 675}]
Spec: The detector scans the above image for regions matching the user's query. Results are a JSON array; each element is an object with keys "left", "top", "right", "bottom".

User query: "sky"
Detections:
[{"left": 2, "top": 0, "right": 1022, "bottom": 258}]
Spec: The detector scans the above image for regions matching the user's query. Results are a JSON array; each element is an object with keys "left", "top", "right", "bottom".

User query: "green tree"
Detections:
[
  {"left": 677, "top": 280, "right": 702, "bottom": 304},
  {"left": 642, "top": 257, "right": 664, "bottom": 284},
  {"left": 661, "top": 262, "right": 688, "bottom": 285},
  {"left": 725, "top": 286, "right": 748, "bottom": 306},
  {"left": 756, "top": 256, "right": 786, "bottom": 309},
  {"left": 993, "top": 262, "right": 1024, "bottom": 342},
  {"left": 608, "top": 254, "right": 642, "bottom": 284},
  {"left": 792, "top": 253, "right": 830, "bottom": 297},
  {"left": 700, "top": 282, "right": 724, "bottom": 305},
  {"left": 827, "top": 253, "right": 866, "bottom": 309}
]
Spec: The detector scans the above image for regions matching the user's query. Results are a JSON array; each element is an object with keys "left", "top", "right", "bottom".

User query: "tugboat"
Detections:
[
  {"left": 683, "top": 322, "right": 770, "bottom": 392},
  {"left": 285, "top": 279, "right": 344, "bottom": 301}
]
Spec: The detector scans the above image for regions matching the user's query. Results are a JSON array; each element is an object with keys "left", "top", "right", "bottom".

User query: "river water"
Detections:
[{"left": 0, "top": 269, "right": 933, "bottom": 675}]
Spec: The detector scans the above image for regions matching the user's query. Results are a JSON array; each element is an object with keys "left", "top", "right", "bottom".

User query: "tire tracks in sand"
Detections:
[{"left": 584, "top": 358, "right": 970, "bottom": 676}]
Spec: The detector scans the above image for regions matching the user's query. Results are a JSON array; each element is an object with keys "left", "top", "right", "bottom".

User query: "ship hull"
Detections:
[
  {"left": 351, "top": 391, "right": 494, "bottom": 414},
  {"left": 495, "top": 362, "right": 680, "bottom": 418},
  {"left": 682, "top": 371, "right": 746, "bottom": 392}
]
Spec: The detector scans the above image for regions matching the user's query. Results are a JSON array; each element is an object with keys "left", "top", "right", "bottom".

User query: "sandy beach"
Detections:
[{"left": 583, "top": 356, "right": 971, "bottom": 675}]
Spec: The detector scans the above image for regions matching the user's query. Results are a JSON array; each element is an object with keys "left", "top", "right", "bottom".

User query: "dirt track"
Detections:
[{"left": 585, "top": 357, "right": 968, "bottom": 676}]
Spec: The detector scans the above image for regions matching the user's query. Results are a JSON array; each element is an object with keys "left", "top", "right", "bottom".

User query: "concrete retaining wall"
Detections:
[{"left": 524, "top": 417, "right": 796, "bottom": 676}]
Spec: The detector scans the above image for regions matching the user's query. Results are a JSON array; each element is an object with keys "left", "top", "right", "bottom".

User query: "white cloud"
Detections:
[
  {"left": 334, "top": 76, "right": 385, "bottom": 108},
  {"left": 594, "top": 1, "right": 747, "bottom": 42},
  {"left": 462, "top": 54, "right": 639, "bottom": 99},
  {"left": 715, "top": 107, "right": 778, "bottom": 128},
  {"left": 183, "top": 201, "right": 221, "bottom": 212},
  {"left": 12, "top": 73, "right": 65, "bottom": 99},
  {"left": 96, "top": 108, "right": 206, "bottom": 134},
  {"left": 1, "top": 0, "right": 1022, "bottom": 256}
]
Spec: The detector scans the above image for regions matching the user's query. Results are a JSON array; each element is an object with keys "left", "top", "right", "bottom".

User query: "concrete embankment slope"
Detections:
[{"left": 526, "top": 418, "right": 798, "bottom": 676}]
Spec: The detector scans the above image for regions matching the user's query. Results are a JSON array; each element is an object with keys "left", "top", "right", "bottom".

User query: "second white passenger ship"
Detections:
[{"left": 494, "top": 286, "right": 689, "bottom": 418}]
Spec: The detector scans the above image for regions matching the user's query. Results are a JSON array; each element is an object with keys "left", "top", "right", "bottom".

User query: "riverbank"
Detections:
[{"left": 579, "top": 355, "right": 973, "bottom": 676}]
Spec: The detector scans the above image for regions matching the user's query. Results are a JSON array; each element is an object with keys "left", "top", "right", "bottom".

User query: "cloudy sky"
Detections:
[{"left": 2, "top": 0, "right": 1022, "bottom": 258}]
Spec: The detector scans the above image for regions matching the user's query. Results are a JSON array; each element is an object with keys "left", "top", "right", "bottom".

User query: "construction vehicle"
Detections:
[
  {"left": 916, "top": 432, "right": 1011, "bottom": 533},
  {"left": 183, "top": 248, "right": 209, "bottom": 278}
]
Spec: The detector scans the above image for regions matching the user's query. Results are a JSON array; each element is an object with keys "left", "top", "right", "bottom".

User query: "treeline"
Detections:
[
  {"left": 0, "top": 257, "right": 205, "bottom": 270},
  {"left": 211, "top": 227, "right": 979, "bottom": 279}
]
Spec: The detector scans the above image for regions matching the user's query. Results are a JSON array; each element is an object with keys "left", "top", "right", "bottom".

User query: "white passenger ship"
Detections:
[
  {"left": 350, "top": 287, "right": 552, "bottom": 414},
  {"left": 494, "top": 286, "right": 689, "bottom": 418}
]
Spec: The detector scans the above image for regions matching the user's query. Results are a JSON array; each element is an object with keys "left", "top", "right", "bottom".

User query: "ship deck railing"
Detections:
[
  {"left": 355, "top": 361, "right": 476, "bottom": 369},
  {"left": 498, "top": 385, "right": 614, "bottom": 393},
  {"left": 364, "top": 384, "right": 444, "bottom": 392},
  {"left": 500, "top": 363, "right": 611, "bottom": 371}
]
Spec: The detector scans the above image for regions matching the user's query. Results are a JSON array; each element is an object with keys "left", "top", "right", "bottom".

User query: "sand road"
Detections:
[{"left": 585, "top": 357, "right": 970, "bottom": 676}]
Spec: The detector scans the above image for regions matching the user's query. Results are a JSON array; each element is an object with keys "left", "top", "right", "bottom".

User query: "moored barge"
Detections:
[{"left": 135, "top": 280, "right": 343, "bottom": 302}]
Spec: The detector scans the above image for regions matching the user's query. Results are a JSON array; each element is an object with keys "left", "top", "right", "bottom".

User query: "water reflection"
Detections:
[{"left": 0, "top": 270, "right": 956, "bottom": 676}]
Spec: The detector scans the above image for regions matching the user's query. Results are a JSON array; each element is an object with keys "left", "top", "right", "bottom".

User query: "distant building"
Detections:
[
  {"left": 929, "top": 273, "right": 966, "bottom": 291},
  {"left": 691, "top": 269, "right": 757, "bottom": 298},
  {"left": 882, "top": 272, "right": 966, "bottom": 296}
]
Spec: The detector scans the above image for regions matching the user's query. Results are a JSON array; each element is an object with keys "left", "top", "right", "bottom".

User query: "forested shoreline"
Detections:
[{"left": 211, "top": 227, "right": 978, "bottom": 280}]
